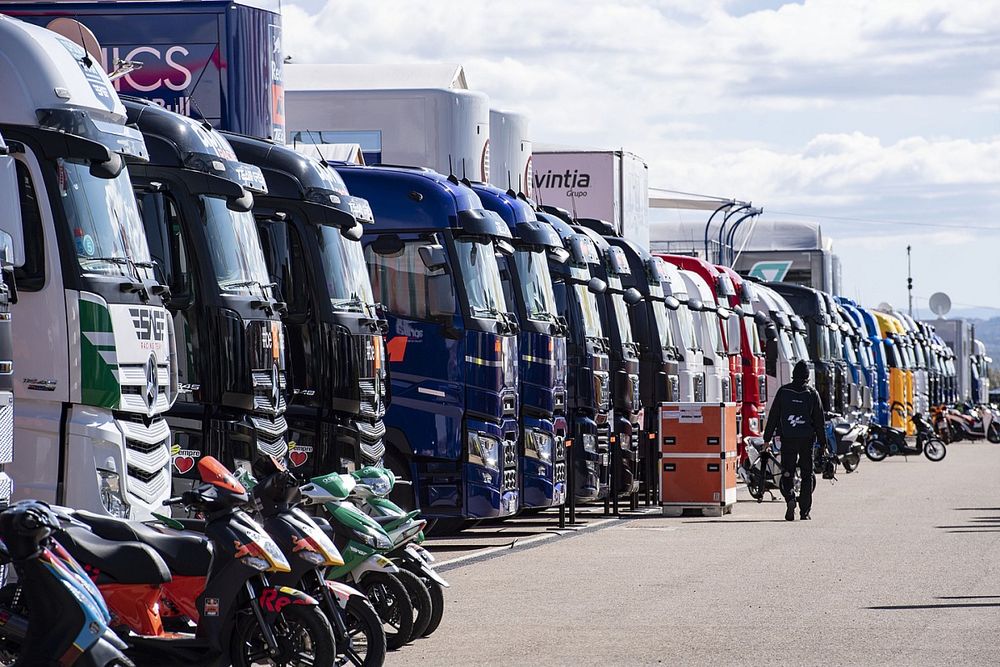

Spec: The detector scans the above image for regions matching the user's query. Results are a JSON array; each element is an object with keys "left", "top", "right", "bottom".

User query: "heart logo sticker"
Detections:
[
  {"left": 172, "top": 448, "right": 201, "bottom": 475},
  {"left": 289, "top": 450, "right": 308, "bottom": 467}
]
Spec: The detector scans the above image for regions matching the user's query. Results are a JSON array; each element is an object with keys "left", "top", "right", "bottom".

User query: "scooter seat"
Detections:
[
  {"left": 56, "top": 526, "right": 171, "bottom": 585},
  {"left": 72, "top": 511, "right": 212, "bottom": 577},
  {"left": 371, "top": 515, "right": 399, "bottom": 527}
]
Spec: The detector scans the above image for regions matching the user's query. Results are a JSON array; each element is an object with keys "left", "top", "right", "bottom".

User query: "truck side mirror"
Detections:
[
  {"left": 587, "top": 277, "right": 606, "bottom": 294},
  {"left": 0, "top": 152, "right": 24, "bottom": 267},
  {"left": 418, "top": 244, "right": 448, "bottom": 272},
  {"left": 664, "top": 295, "right": 680, "bottom": 310},
  {"left": 765, "top": 324, "right": 778, "bottom": 341},
  {"left": 89, "top": 151, "right": 124, "bottom": 179},
  {"left": 623, "top": 287, "right": 643, "bottom": 306},
  {"left": 341, "top": 222, "right": 363, "bottom": 242},
  {"left": 754, "top": 311, "right": 771, "bottom": 326},
  {"left": 426, "top": 273, "right": 456, "bottom": 318},
  {"left": 226, "top": 188, "right": 254, "bottom": 213}
]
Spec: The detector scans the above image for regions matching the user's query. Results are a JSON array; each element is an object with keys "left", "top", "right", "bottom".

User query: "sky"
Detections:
[{"left": 282, "top": 0, "right": 1000, "bottom": 317}]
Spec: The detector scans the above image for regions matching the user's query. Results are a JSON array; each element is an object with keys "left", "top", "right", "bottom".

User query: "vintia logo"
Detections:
[{"left": 533, "top": 169, "right": 592, "bottom": 190}]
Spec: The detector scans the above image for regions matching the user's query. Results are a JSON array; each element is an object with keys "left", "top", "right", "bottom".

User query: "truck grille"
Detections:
[
  {"left": 249, "top": 415, "right": 288, "bottom": 458},
  {"left": 356, "top": 419, "right": 386, "bottom": 464},
  {"left": 119, "top": 363, "right": 171, "bottom": 414},
  {"left": 594, "top": 371, "right": 610, "bottom": 410},
  {"left": 119, "top": 418, "right": 171, "bottom": 507},
  {"left": 759, "top": 375, "right": 767, "bottom": 402},
  {"left": 502, "top": 469, "right": 517, "bottom": 491},
  {"left": 0, "top": 392, "right": 11, "bottom": 466},
  {"left": 502, "top": 394, "right": 516, "bottom": 417},
  {"left": 596, "top": 422, "right": 611, "bottom": 452},
  {"left": 721, "top": 376, "right": 731, "bottom": 403},
  {"left": 694, "top": 375, "right": 706, "bottom": 402},
  {"left": 736, "top": 373, "right": 744, "bottom": 402},
  {"left": 358, "top": 379, "right": 386, "bottom": 419},
  {"left": 502, "top": 439, "right": 517, "bottom": 469},
  {"left": 252, "top": 370, "right": 287, "bottom": 416}
]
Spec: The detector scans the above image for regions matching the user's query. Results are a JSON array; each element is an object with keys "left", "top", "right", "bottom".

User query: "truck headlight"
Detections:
[
  {"left": 525, "top": 430, "right": 554, "bottom": 462},
  {"left": 96, "top": 467, "right": 130, "bottom": 519},
  {"left": 467, "top": 432, "right": 500, "bottom": 471}
]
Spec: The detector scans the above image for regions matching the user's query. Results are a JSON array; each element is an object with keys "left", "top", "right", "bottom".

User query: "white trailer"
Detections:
[
  {"left": 489, "top": 109, "right": 532, "bottom": 196},
  {"left": 532, "top": 148, "right": 649, "bottom": 249},
  {"left": 284, "top": 63, "right": 490, "bottom": 181}
]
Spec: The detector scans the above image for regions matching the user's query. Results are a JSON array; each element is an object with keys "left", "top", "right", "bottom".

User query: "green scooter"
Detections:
[
  {"left": 347, "top": 467, "right": 449, "bottom": 637},
  {"left": 299, "top": 474, "right": 431, "bottom": 650}
]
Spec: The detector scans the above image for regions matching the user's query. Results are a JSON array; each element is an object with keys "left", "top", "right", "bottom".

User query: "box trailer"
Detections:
[
  {"left": 285, "top": 63, "right": 490, "bottom": 182},
  {"left": 532, "top": 148, "right": 649, "bottom": 249},
  {"left": 728, "top": 219, "right": 840, "bottom": 294},
  {"left": 489, "top": 109, "right": 532, "bottom": 196},
  {"left": 3, "top": 1, "right": 285, "bottom": 141}
]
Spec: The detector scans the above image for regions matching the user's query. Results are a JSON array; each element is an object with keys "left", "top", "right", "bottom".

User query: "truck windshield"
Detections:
[
  {"left": 611, "top": 294, "right": 634, "bottom": 345},
  {"left": 829, "top": 327, "right": 844, "bottom": 361},
  {"left": 701, "top": 310, "right": 723, "bottom": 355},
  {"left": 454, "top": 238, "right": 507, "bottom": 320},
  {"left": 573, "top": 283, "right": 602, "bottom": 338},
  {"left": 652, "top": 301, "right": 675, "bottom": 351},
  {"left": 317, "top": 225, "right": 375, "bottom": 311},
  {"left": 513, "top": 250, "right": 558, "bottom": 322},
  {"left": 744, "top": 317, "right": 762, "bottom": 355},
  {"left": 844, "top": 338, "right": 858, "bottom": 365},
  {"left": 674, "top": 304, "right": 698, "bottom": 352},
  {"left": 55, "top": 158, "right": 153, "bottom": 279},
  {"left": 777, "top": 328, "right": 795, "bottom": 361},
  {"left": 793, "top": 330, "right": 810, "bottom": 361},
  {"left": 201, "top": 196, "right": 272, "bottom": 295},
  {"left": 885, "top": 342, "right": 902, "bottom": 368}
]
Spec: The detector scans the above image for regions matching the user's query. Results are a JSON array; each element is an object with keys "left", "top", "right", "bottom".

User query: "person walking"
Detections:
[{"left": 762, "top": 360, "right": 827, "bottom": 521}]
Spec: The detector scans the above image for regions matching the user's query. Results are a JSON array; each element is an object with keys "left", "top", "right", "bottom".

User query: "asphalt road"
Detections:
[{"left": 393, "top": 442, "right": 1000, "bottom": 666}]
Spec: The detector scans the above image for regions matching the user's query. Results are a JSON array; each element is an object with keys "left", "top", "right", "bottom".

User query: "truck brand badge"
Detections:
[
  {"left": 170, "top": 444, "right": 201, "bottom": 474},
  {"left": 288, "top": 442, "right": 312, "bottom": 468},
  {"left": 203, "top": 597, "right": 220, "bottom": 617},
  {"left": 261, "top": 326, "right": 274, "bottom": 352},
  {"left": 271, "top": 363, "right": 281, "bottom": 410},
  {"left": 145, "top": 355, "right": 158, "bottom": 410},
  {"left": 365, "top": 339, "right": 375, "bottom": 362},
  {"left": 747, "top": 261, "right": 793, "bottom": 283},
  {"left": 23, "top": 378, "right": 57, "bottom": 392}
]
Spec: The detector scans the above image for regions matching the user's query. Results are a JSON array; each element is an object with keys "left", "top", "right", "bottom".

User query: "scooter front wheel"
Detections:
[
  {"left": 231, "top": 603, "right": 335, "bottom": 667},
  {"left": 842, "top": 453, "right": 860, "bottom": 473},
  {"left": 923, "top": 438, "right": 947, "bottom": 462},
  {"left": 339, "top": 594, "right": 387, "bottom": 667},
  {"left": 359, "top": 572, "right": 413, "bottom": 651},
  {"left": 418, "top": 575, "right": 445, "bottom": 637},
  {"left": 392, "top": 568, "right": 431, "bottom": 641},
  {"left": 987, "top": 423, "right": 1000, "bottom": 444}
]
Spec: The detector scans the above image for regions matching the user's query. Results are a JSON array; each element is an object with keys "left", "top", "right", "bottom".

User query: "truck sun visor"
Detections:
[
  {"left": 183, "top": 151, "right": 269, "bottom": 195},
  {"left": 457, "top": 208, "right": 512, "bottom": 239},
  {"left": 36, "top": 107, "right": 148, "bottom": 161}
]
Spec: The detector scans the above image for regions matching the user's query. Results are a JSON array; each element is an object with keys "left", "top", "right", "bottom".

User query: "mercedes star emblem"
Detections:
[{"left": 145, "top": 355, "right": 158, "bottom": 411}]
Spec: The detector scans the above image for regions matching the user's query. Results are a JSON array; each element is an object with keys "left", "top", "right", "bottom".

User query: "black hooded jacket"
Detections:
[{"left": 762, "top": 360, "right": 826, "bottom": 444}]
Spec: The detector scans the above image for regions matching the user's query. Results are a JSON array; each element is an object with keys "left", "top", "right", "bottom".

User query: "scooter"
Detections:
[
  {"left": 346, "top": 467, "right": 449, "bottom": 638},
  {"left": 826, "top": 414, "right": 865, "bottom": 473},
  {"left": 0, "top": 500, "right": 133, "bottom": 666},
  {"left": 249, "top": 456, "right": 386, "bottom": 667},
  {"left": 865, "top": 413, "right": 947, "bottom": 462},
  {"left": 60, "top": 457, "right": 336, "bottom": 667},
  {"left": 298, "top": 475, "right": 423, "bottom": 651}
]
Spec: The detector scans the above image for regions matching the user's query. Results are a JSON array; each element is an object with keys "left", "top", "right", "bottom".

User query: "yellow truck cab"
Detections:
[{"left": 873, "top": 311, "right": 914, "bottom": 433}]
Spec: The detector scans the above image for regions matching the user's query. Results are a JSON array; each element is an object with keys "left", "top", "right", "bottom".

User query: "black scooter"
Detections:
[
  {"left": 0, "top": 500, "right": 133, "bottom": 667},
  {"left": 865, "top": 413, "right": 947, "bottom": 462}
]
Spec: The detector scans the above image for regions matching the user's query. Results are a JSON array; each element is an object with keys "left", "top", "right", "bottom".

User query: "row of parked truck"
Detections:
[{"left": 0, "top": 15, "right": 987, "bottom": 535}]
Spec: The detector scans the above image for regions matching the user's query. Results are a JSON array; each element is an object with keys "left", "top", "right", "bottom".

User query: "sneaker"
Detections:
[
  {"left": 785, "top": 501, "right": 796, "bottom": 521},
  {"left": 800, "top": 511, "right": 811, "bottom": 520}
]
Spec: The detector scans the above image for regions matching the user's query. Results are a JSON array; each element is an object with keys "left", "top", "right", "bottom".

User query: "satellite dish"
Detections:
[
  {"left": 47, "top": 18, "right": 103, "bottom": 65},
  {"left": 929, "top": 292, "right": 951, "bottom": 317}
]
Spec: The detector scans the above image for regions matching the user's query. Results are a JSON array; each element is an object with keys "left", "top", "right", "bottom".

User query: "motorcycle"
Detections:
[
  {"left": 298, "top": 475, "right": 424, "bottom": 651},
  {"left": 345, "top": 467, "right": 449, "bottom": 638},
  {"left": 865, "top": 413, "right": 947, "bottom": 462},
  {"left": 933, "top": 404, "right": 1000, "bottom": 443},
  {"left": 249, "top": 456, "right": 386, "bottom": 667},
  {"left": 56, "top": 456, "right": 336, "bottom": 667},
  {"left": 0, "top": 500, "right": 133, "bottom": 666},
  {"left": 826, "top": 413, "right": 865, "bottom": 473}
]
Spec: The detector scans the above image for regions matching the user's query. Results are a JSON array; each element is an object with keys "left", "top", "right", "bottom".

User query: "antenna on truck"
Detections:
[{"left": 447, "top": 155, "right": 459, "bottom": 185}]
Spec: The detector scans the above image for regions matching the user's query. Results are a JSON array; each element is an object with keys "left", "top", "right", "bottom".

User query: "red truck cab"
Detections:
[{"left": 716, "top": 266, "right": 767, "bottom": 437}]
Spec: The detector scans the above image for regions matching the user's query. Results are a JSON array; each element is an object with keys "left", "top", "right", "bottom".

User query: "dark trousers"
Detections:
[{"left": 779, "top": 438, "right": 814, "bottom": 513}]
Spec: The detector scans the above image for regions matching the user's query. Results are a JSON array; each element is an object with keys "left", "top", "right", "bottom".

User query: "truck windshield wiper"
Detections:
[{"left": 82, "top": 256, "right": 130, "bottom": 266}]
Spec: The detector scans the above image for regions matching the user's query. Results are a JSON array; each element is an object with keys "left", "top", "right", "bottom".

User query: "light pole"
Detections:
[{"left": 907, "top": 244, "right": 913, "bottom": 316}]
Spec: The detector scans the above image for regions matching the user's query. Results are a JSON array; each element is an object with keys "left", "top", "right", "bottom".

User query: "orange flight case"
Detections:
[{"left": 658, "top": 402, "right": 738, "bottom": 516}]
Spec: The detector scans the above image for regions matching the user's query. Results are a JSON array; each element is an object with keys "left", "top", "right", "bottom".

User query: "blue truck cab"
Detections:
[
  {"left": 842, "top": 299, "right": 891, "bottom": 425},
  {"left": 538, "top": 210, "right": 612, "bottom": 502},
  {"left": 336, "top": 165, "right": 520, "bottom": 524},
  {"left": 471, "top": 184, "right": 568, "bottom": 509},
  {"left": 836, "top": 299, "right": 878, "bottom": 421}
]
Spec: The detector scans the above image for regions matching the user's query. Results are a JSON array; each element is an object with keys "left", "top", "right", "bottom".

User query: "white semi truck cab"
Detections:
[
  {"left": 0, "top": 16, "right": 177, "bottom": 519},
  {"left": 0, "top": 130, "right": 19, "bottom": 509},
  {"left": 678, "top": 270, "right": 729, "bottom": 403},
  {"left": 656, "top": 260, "right": 705, "bottom": 403}
]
